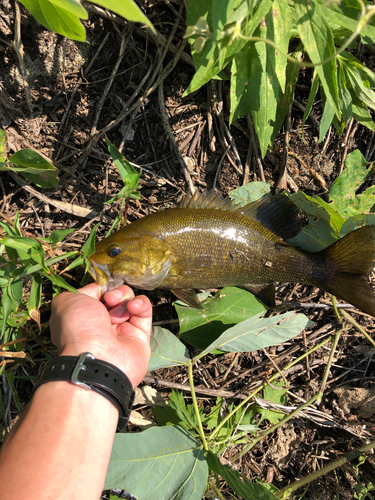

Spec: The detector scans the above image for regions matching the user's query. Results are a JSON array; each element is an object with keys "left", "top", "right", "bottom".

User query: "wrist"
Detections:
[{"left": 33, "top": 353, "right": 135, "bottom": 431}]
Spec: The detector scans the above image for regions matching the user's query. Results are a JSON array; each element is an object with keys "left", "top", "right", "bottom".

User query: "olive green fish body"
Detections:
[{"left": 89, "top": 191, "right": 375, "bottom": 316}]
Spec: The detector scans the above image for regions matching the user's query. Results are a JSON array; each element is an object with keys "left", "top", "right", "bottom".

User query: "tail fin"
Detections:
[{"left": 320, "top": 225, "right": 375, "bottom": 317}]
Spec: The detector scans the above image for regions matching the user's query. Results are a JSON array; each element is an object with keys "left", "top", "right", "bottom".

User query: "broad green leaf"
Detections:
[
  {"left": 229, "top": 181, "right": 270, "bottom": 205},
  {"left": 41, "top": 269, "right": 78, "bottom": 292},
  {"left": 294, "top": 0, "right": 340, "bottom": 118},
  {"left": 177, "top": 287, "right": 266, "bottom": 350},
  {"left": 325, "top": 0, "right": 375, "bottom": 44},
  {"left": 17, "top": 0, "right": 86, "bottom": 41},
  {"left": 0, "top": 128, "right": 6, "bottom": 161},
  {"left": 0, "top": 237, "right": 47, "bottom": 268},
  {"left": 63, "top": 254, "right": 85, "bottom": 272},
  {"left": 105, "top": 426, "right": 208, "bottom": 500},
  {"left": 1, "top": 149, "right": 58, "bottom": 188},
  {"left": 196, "top": 311, "right": 312, "bottom": 358},
  {"left": 329, "top": 149, "right": 374, "bottom": 218},
  {"left": 94, "top": 0, "right": 154, "bottom": 32},
  {"left": 149, "top": 326, "right": 190, "bottom": 370},
  {"left": 345, "top": 64, "right": 375, "bottom": 112},
  {"left": 288, "top": 192, "right": 344, "bottom": 251},
  {"left": 48, "top": 228, "right": 75, "bottom": 245},
  {"left": 340, "top": 214, "right": 375, "bottom": 237},
  {"left": 82, "top": 223, "right": 100, "bottom": 258},
  {"left": 270, "top": 49, "right": 303, "bottom": 147},
  {"left": 231, "top": 10, "right": 285, "bottom": 156},
  {"left": 212, "top": 0, "right": 238, "bottom": 40},
  {"left": 11, "top": 251, "right": 77, "bottom": 282},
  {"left": 352, "top": 102, "right": 375, "bottom": 131},
  {"left": 106, "top": 139, "right": 137, "bottom": 182},
  {"left": 257, "top": 381, "right": 288, "bottom": 424},
  {"left": 207, "top": 451, "right": 279, "bottom": 499},
  {"left": 184, "top": 0, "right": 273, "bottom": 95},
  {"left": 153, "top": 390, "right": 203, "bottom": 433}
]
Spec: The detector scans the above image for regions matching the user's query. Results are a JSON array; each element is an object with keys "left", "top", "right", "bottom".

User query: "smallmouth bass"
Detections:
[{"left": 89, "top": 190, "right": 375, "bottom": 316}]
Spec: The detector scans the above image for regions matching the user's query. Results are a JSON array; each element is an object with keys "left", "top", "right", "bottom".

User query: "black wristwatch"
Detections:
[{"left": 33, "top": 352, "right": 135, "bottom": 432}]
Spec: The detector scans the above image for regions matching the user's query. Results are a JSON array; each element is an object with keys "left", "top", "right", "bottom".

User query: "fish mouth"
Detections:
[
  {"left": 88, "top": 261, "right": 125, "bottom": 294},
  {"left": 88, "top": 261, "right": 113, "bottom": 294}
]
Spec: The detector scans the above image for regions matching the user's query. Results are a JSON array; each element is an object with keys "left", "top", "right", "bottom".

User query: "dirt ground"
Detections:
[{"left": 0, "top": 2, "right": 375, "bottom": 499}]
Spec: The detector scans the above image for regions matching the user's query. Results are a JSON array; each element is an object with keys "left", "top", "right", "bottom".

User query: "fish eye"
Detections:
[{"left": 107, "top": 246, "right": 122, "bottom": 258}]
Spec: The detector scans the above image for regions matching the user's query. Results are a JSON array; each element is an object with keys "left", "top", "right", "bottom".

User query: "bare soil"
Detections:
[{"left": 0, "top": 2, "right": 375, "bottom": 499}]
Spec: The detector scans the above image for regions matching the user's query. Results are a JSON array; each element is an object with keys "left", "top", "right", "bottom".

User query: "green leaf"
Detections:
[
  {"left": 17, "top": 0, "right": 86, "bottom": 41},
  {"left": 319, "top": 93, "right": 335, "bottom": 142},
  {"left": 352, "top": 101, "right": 375, "bottom": 131},
  {"left": 0, "top": 263, "right": 18, "bottom": 339},
  {"left": 288, "top": 192, "right": 344, "bottom": 251},
  {"left": 212, "top": 0, "right": 238, "bottom": 40},
  {"left": 105, "top": 426, "right": 208, "bottom": 500},
  {"left": 1, "top": 149, "right": 58, "bottom": 188},
  {"left": 48, "top": 228, "right": 75, "bottom": 245},
  {"left": 0, "top": 128, "right": 6, "bottom": 162},
  {"left": 231, "top": 17, "right": 283, "bottom": 156},
  {"left": 294, "top": 0, "right": 340, "bottom": 118},
  {"left": 326, "top": 0, "right": 375, "bottom": 44},
  {"left": 196, "top": 311, "right": 312, "bottom": 358},
  {"left": 184, "top": 0, "right": 273, "bottom": 95},
  {"left": 340, "top": 214, "right": 375, "bottom": 237},
  {"left": 257, "top": 381, "right": 288, "bottom": 424},
  {"left": 271, "top": 49, "right": 303, "bottom": 146},
  {"left": 40, "top": 268, "right": 78, "bottom": 292},
  {"left": 229, "top": 181, "right": 270, "bottom": 205},
  {"left": 153, "top": 390, "right": 203, "bottom": 433},
  {"left": 81, "top": 223, "right": 100, "bottom": 258},
  {"left": 149, "top": 326, "right": 190, "bottom": 370},
  {"left": 302, "top": 70, "right": 319, "bottom": 131},
  {"left": 94, "top": 0, "right": 154, "bottom": 32},
  {"left": 207, "top": 451, "right": 279, "bottom": 499},
  {"left": 177, "top": 287, "right": 266, "bottom": 350},
  {"left": 329, "top": 150, "right": 374, "bottom": 218},
  {"left": 28, "top": 273, "right": 42, "bottom": 327}
]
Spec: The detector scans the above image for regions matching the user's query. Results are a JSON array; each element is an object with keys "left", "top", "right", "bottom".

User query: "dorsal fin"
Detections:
[
  {"left": 177, "top": 189, "right": 237, "bottom": 210},
  {"left": 240, "top": 195, "right": 302, "bottom": 240},
  {"left": 177, "top": 190, "right": 302, "bottom": 240}
]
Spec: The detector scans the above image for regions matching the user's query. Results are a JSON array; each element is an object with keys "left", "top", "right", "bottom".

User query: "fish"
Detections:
[{"left": 88, "top": 190, "right": 375, "bottom": 316}]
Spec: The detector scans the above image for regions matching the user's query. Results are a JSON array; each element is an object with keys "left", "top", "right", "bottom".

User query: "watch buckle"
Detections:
[{"left": 71, "top": 352, "right": 95, "bottom": 390}]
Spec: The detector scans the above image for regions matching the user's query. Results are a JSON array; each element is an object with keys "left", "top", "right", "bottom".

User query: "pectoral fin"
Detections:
[
  {"left": 171, "top": 289, "right": 203, "bottom": 309},
  {"left": 242, "top": 283, "right": 276, "bottom": 308},
  {"left": 169, "top": 255, "right": 213, "bottom": 277}
]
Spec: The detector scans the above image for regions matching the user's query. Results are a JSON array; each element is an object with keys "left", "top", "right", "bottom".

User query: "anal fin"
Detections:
[
  {"left": 171, "top": 289, "right": 203, "bottom": 309},
  {"left": 242, "top": 283, "right": 276, "bottom": 308}
]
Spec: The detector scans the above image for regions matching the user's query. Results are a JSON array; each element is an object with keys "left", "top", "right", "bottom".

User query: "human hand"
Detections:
[{"left": 49, "top": 283, "right": 152, "bottom": 387}]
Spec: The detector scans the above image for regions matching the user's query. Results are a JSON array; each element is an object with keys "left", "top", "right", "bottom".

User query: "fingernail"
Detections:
[
  {"left": 109, "top": 289, "right": 123, "bottom": 300},
  {"left": 110, "top": 304, "right": 127, "bottom": 317}
]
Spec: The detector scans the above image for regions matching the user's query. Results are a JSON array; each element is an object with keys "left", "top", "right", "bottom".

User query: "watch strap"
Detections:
[{"left": 33, "top": 353, "right": 135, "bottom": 431}]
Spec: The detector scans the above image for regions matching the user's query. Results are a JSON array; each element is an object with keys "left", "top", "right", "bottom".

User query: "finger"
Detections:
[
  {"left": 127, "top": 295, "right": 153, "bottom": 336},
  {"left": 77, "top": 282, "right": 102, "bottom": 300},
  {"left": 104, "top": 285, "right": 135, "bottom": 308}
]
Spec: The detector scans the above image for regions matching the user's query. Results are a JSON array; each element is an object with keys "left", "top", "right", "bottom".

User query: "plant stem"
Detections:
[
  {"left": 339, "top": 309, "right": 375, "bottom": 348},
  {"left": 275, "top": 439, "right": 375, "bottom": 499},
  {"left": 208, "top": 334, "right": 334, "bottom": 442},
  {"left": 232, "top": 392, "right": 322, "bottom": 462},
  {"left": 318, "top": 326, "right": 343, "bottom": 400},
  {"left": 188, "top": 361, "right": 209, "bottom": 451}
]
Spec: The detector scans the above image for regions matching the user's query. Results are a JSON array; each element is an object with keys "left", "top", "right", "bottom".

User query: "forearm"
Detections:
[{"left": 0, "top": 381, "right": 118, "bottom": 500}]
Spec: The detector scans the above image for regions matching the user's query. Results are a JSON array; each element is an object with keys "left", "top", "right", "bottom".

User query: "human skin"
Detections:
[{"left": 0, "top": 283, "right": 152, "bottom": 500}]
